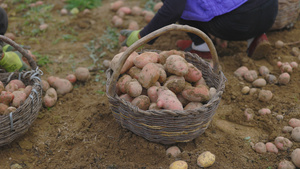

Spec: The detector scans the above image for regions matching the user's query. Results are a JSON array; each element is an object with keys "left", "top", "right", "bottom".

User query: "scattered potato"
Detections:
[
  {"left": 291, "top": 47, "right": 300, "bottom": 57},
  {"left": 289, "top": 118, "right": 300, "bottom": 128},
  {"left": 290, "top": 61, "right": 298, "bottom": 69},
  {"left": 131, "top": 6, "right": 142, "bottom": 16},
  {"left": 197, "top": 151, "right": 215, "bottom": 168},
  {"left": 43, "top": 88, "right": 57, "bottom": 108},
  {"left": 243, "top": 70, "right": 258, "bottom": 82},
  {"left": 275, "top": 40, "right": 284, "bottom": 48},
  {"left": 234, "top": 66, "right": 249, "bottom": 80},
  {"left": 274, "top": 136, "right": 293, "bottom": 151},
  {"left": 194, "top": 77, "right": 207, "bottom": 86},
  {"left": 291, "top": 148, "right": 300, "bottom": 167},
  {"left": 291, "top": 127, "right": 300, "bottom": 142},
  {"left": 128, "top": 20, "right": 139, "bottom": 30},
  {"left": 278, "top": 73, "right": 290, "bottom": 85},
  {"left": 258, "top": 108, "right": 271, "bottom": 115},
  {"left": 278, "top": 160, "right": 296, "bottom": 169},
  {"left": 154, "top": 2, "right": 163, "bottom": 12},
  {"left": 169, "top": 160, "right": 188, "bottom": 169},
  {"left": 266, "top": 142, "right": 278, "bottom": 153},
  {"left": 282, "top": 126, "right": 294, "bottom": 133},
  {"left": 244, "top": 108, "right": 254, "bottom": 121},
  {"left": 254, "top": 142, "right": 267, "bottom": 153},
  {"left": 66, "top": 74, "right": 76, "bottom": 83},
  {"left": 241, "top": 86, "right": 250, "bottom": 95},
  {"left": 259, "top": 66, "right": 269, "bottom": 77},
  {"left": 143, "top": 11, "right": 155, "bottom": 23},
  {"left": 50, "top": 78, "right": 73, "bottom": 95},
  {"left": 258, "top": 90, "right": 273, "bottom": 102},
  {"left": 265, "top": 74, "right": 277, "bottom": 84},
  {"left": 110, "top": 0, "right": 124, "bottom": 11},
  {"left": 252, "top": 78, "right": 267, "bottom": 88},
  {"left": 166, "top": 146, "right": 181, "bottom": 157},
  {"left": 75, "top": 67, "right": 90, "bottom": 82}
]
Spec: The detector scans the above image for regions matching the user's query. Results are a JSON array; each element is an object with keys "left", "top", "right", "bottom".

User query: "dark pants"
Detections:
[
  {"left": 0, "top": 7, "right": 8, "bottom": 35},
  {"left": 179, "top": 0, "right": 278, "bottom": 45}
]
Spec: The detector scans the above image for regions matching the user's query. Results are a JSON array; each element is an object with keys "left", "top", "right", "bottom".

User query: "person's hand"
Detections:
[
  {"left": 120, "top": 30, "right": 141, "bottom": 47},
  {"left": 0, "top": 51, "right": 29, "bottom": 72}
]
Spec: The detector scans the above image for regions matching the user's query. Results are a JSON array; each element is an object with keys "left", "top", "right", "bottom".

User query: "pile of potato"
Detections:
[
  {"left": 111, "top": 50, "right": 215, "bottom": 111},
  {"left": 0, "top": 79, "right": 33, "bottom": 115},
  {"left": 42, "top": 67, "right": 90, "bottom": 108}
]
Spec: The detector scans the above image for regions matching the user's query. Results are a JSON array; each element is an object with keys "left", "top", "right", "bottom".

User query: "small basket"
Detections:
[
  {"left": 0, "top": 35, "right": 43, "bottom": 147},
  {"left": 270, "top": 0, "right": 300, "bottom": 30},
  {"left": 106, "top": 24, "right": 226, "bottom": 144}
]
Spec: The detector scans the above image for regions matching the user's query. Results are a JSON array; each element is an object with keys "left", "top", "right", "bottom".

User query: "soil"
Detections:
[{"left": 0, "top": 0, "right": 300, "bottom": 169}]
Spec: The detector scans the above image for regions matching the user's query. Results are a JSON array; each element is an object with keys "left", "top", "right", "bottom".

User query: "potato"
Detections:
[
  {"left": 112, "top": 15, "right": 123, "bottom": 27},
  {"left": 163, "top": 75, "right": 185, "bottom": 94},
  {"left": 12, "top": 91, "right": 27, "bottom": 108},
  {"left": 209, "top": 87, "right": 217, "bottom": 99},
  {"left": 138, "top": 63, "right": 160, "bottom": 89},
  {"left": 149, "top": 103, "right": 160, "bottom": 110},
  {"left": 258, "top": 90, "right": 273, "bottom": 102},
  {"left": 244, "top": 108, "right": 254, "bottom": 121},
  {"left": 47, "top": 76, "right": 59, "bottom": 86},
  {"left": 156, "top": 87, "right": 183, "bottom": 110},
  {"left": 184, "top": 102, "right": 203, "bottom": 110},
  {"left": 282, "top": 126, "right": 293, "bottom": 133},
  {"left": 243, "top": 70, "right": 258, "bottom": 82},
  {"left": 0, "top": 81, "right": 4, "bottom": 93},
  {"left": 144, "top": 11, "right": 155, "bottom": 23},
  {"left": 125, "top": 79, "right": 142, "bottom": 97},
  {"left": 41, "top": 80, "right": 50, "bottom": 92},
  {"left": 3, "top": 106, "right": 16, "bottom": 115},
  {"left": 119, "top": 94, "right": 133, "bottom": 102},
  {"left": 197, "top": 151, "right": 215, "bottom": 168},
  {"left": 259, "top": 66, "right": 269, "bottom": 77},
  {"left": 51, "top": 78, "right": 73, "bottom": 95},
  {"left": 252, "top": 78, "right": 266, "bottom": 88},
  {"left": 75, "top": 67, "right": 90, "bottom": 82},
  {"left": 10, "top": 80, "right": 25, "bottom": 89},
  {"left": 110, "top": 0, "right": 124, "bottom": 11},
  {"left": 131, "top": 6, "right": 142, "bottom": 16},
  {"left": 241, "top": 86, "right": 250, "bottom": 95},
  {"left": 258, "top": 108, "right": 271, "bottom": 115},
  {"left": 291, "top": 148, "right": 300, "bottom": 167},
  {"left": 278, "top": 73, "right": 290, "bottom": 85},
  {"left": 177, "top": 93, "right": 189, "bottom": 107},
  {"left": 24, "top": 85, "right": 32, "bottom": 98},
  {"left": 127, "top": 66, "right": 141, "bottom": 80},
  {"left": 154, "top": 2, "right": 163, "bottom": 11},
  {"left": 254, "top": 142, "right": 267, "bottom": 153},
  {"left": 0, "top": 103, "right": 8, "bottom": 115},
  {"left": 0, "top": 91, "right": 14, "bottom": 105},
  {"left": 111, "top": 52, "right": 139, "bottom": 74},
  {"left": 291, "top": 127, "right": 300, "bottom": 142},
  {"left": 66, "top": 74, "right": 76, "bottom": 83},
  {"left": 147, "top": 86, "right": 159, "bottom": 103},
  {"left": 133, "top": 52, "right": 158, "bottom": 69},
  {"left": 117, "top": 74, "right": 132, "bottom": 94},
  {"left": 194, "top": 77, "right": 207, "bottom": 86},
  {"left": 274, "top": 136, "right": 293, "bottom": 151},
  {"left": 265, "top": 74, "right": 277, "bottom": 84},
  {"left": 275, "top": 40, "right": 284, "bottom": 48},
  {"left": 166, "top": 146, "right": 181, "bottom": 158},
  {"left": 278, "top": 160, "right": 296, "bottom": 169},
  {"left": 43, "top": 88, "right": 57, "bottom": 108},
  {"left": 289, "top": 118, "right": 300, "bottom": 128},
  {"left": 5, "top": 82, "right": 18, "bottom": 93},
  {"left": 266, "top": 142, "right": 278, "bottom": 153},
  {"left": 182, "top": 84, "right": 210, "bottom": 102},
  {"left": 290, "top": 61, "right": 298, "bottom": 69},
  {"left": 184, "top": 63, "right": 202, "bottom": 82},
  {"left": 234, "top": 66, "right": 248, "bottom": 80},
  {"left": 158, "top": 50, "right": 185, "bottom": 65},
  {"left": 281, "top": 63, "right": 293, "bottom": 74},
  {"left": 131, "top": 95, "right": 150, "bottom": 110},
  {"left": 165, "top": 55, "right": 189, "bottom": 76},
  {"left": 117, "top": 6, "right": 131, "bottom": 15},
  {"left": 169, "top": 160, "right": 188, "bottom": 169},
  {"left": 128, "top": 20, "right": 139, "bottom": 30},
  {"left": 292, "top": 47, "right": 300, "bottom": 56}
]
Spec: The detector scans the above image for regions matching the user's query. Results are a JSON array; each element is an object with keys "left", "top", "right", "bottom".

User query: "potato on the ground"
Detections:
[
  {"left": 282, "top": 126, "right": 293, "bottom": 133},
  {"left": 254, "top": 142, "right": 267, "bottom": 153},
  {"left": 125, "top": 79, "right": 143, "bottom": 97},
  {"left": 184, "top": 63, "right": 202, "bottom": 82},
  {"left": 291, "top": 148, "right": 300, "bottom": 167},
  {"left": 12, "top": 91, "right": 27, "bottom": 108},
  {"left": 41, "top": 80, "right": 50, "bottom": 92},
  {"left": 182, "top": 84, "right": 210, "bottom": 102},
  {"left": 47, "top": 76, "right": 59, "bottom": 86},
  {"left": 133, "top": 52, "right": 158, "bottom": 69},
  {"left": 258, "top": 90, "right": 273, "bottom": 102},
  {"left": 265, "top": 74, "right": 277, "bottom": 84},
  {"left": 66, "top": 74, "right": 76, "bottom": 83},
  {"left": 266, "top": 142, "right": 278, "bottom": 153},
  {"left": 75, "top": 67, "right": 90, "bottom": 82},
  {"left": 131, "top": 6, "right": 142, "bottom": 16},
  {"left": 278, "top": 72, "right": 290, "bottom": 85},
  {"left": 154, "top": 2, "right": 163, "bottom": 12},
  {"left": 143, "top": 11, "right": 155, "bottom": 23},
  {"left": 138, "top": 63, "right": 160, "bottom": 89},
  {"left": 166, "top": 146, "right": 181, "bottom": 158},
  {"left": 243, "top": 70, "right": 258, "bottom": 82},
  {"left": 43, "top": 88, "right": 57, "bottom": 108},
  {"left": 50, "top": 78, "right": 73, "bottom": 95},
  {"left": 252, "top": 78, "right": 266, "bottom": 88},
  {"left": 244, "top": 108, "right": 254, "bottom": 121},
  {"left": 128, "top": 20, "right": 139, "bottom": 30},
  {"left": 234, "top": 66, "right": 248, "bottom": 80},
  {"left": 131, "top": 95, "right": 150, "bottom": 110},
  {"left": 163, "top": 75, "right": 185, "bottom": 94},
  {"left": 184, "top": 102, "right": 203, "bottom": 110},
  {"left": 274, "top": 136, "right": 293, "bottom": 150},
  {"left": 258, "top": 66, "right": 269, "bottom": 77},
  {"left": 158, "top": 50, "right": 185, "bottom": 65},
  {"left": 197, "top": 151, "right": 215, "bottom": 168},
  {"left": 169, "top": 160, "right": 188, "bottom": 169},
  {"left": 289, "top": 118, "right": 300, "bottom": 128},
  {"left": 165, "top": 55, "right": 189, "bottom": 76},
  {"left": 156, "top": 87, "right": 183, "bottom": 110},
  {"left": 110, "top": 0, "right": 124, "bottom": 11},
  {"left": 258, "top": 108, "right": 271, "bottom": 115},
  {"left": 291, "top": 127, "right": 300, "bottom": 142},
  {"left": 278, "top": 160, "right": 296, "bottom": 169}
]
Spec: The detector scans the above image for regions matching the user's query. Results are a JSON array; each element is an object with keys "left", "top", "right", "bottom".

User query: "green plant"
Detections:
[
  {"left": 32, "top": 52, "right": 52, "bottom": 67},
  {"left": 65, "top": 0, "right": 102, "bottom": 11},
  {"left": 144, "top": 0, "right": 156, "bottom": 11}
]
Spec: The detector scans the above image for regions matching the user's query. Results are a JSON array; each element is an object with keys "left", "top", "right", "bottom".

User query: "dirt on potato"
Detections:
[{"left": 0, "top": 0, "right": 300, "bottom": 169}]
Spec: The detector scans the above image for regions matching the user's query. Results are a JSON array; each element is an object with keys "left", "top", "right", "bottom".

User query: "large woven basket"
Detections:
[
  {"left": 270, "top": 0, "right": 300, "bottom": 30},
  {"left": 0, "top": 35, "right": 43, "bottom": 147},
  {"left": 106, "top": 24, "right": 226, "bottom": 144}
]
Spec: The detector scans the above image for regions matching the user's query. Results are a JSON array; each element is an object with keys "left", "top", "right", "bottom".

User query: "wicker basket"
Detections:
[
  {"left": 270, "top": 0, "right": 300, "bottom": 30},
  {"left": 0, "top": 35, "right": 43, "bottom": 147},
  {"left": 106, "top": 24, "right": 226, "bottom": 144}
]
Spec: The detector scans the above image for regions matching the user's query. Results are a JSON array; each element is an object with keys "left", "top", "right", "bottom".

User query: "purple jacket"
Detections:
[{"left": 181, "top": 0, "right": 247, "bottom": 22}]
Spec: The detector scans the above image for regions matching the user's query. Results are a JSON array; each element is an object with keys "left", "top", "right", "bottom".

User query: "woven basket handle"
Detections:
[
  {"left": 108, "top": 24, "right": 220, "bottom": 96},
  {"left": 0, "top": 35, "right": 37, "bottom": 70}
]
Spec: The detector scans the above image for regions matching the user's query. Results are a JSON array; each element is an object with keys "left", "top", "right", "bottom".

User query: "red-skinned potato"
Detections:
[
  {"left": 291, "top": 148, "right": 300, "bottom": 167},
  {"left": 51, "top": 78, "right": 73, "bottom": 95},
  {"left": 274, "top": 136, "right": 293, "bottom": 150},
  {"left": 156, "top": 87, "right": 183, "bottom": 110},
  {"left": 149, "top": 103, "right": 160, "bottom": 110},
  {"left": 131, "top": 6, "right": 142, "bottom": 16},
  {"left": 165, "top": 55, "right": 189, "bottom": 76},
  {"left": 163, "top": 75, "right": 185, "bottom": 94},
  {"left": 117, "top": 6, "right": 131, "bottom": 15},
  {"left": 125, "top": 79, "right": 143, "bottom": 97},
  {"left": 127, "top": 66, "right": 141, "bottom": 80},
  {"left": 75, "top": 67, "right": 90, "bottom": 82},
  {"left": 5, "top": 82, "right": 18, "bottom": 93},
  {"left": 266, "top": 142, "right": 278, "bottom": 153},
  {"left": 116, "top": 74, "right": 132, "bottom": 94},
  {"left": 184, "top": 102, "right": 203, "bottom": 110},
  {"left": 157, "top": 67, "right": 167, "bottom": 84},
  {"left": 184, "top": 63, "right": 202, "bottom": 82},
  {"left": 66, "top": 74, "right": 76, "bottom": 83},
  {"left": 128, "top": 20, "right": 139, "bottom": 30},
  {"left": 110, "top": 0, "right": 124, "bottom": 11},
  {"left": 0, "top": 91, "right": 14, "bottom": 105},
  {"left": 41, "top": 80, "right": 50, "bottom": 92},
  {"left": 177, "top": 93, "right": 189, "bottom": 107},
  {"left": 0, "top": 103, "right": 8, "bottom": 115},
  {"left": 158, "top": 50, "right": 185, "bottom": 65},
  {"left": 138, "top": 63, "right": 160, "bottom": 89},
  {"left": 194, "top": 77, "right": 207, "bottom": 86},
  {"left": 131, "top": 95, "right": 150, "bottom": 110},
  {"left": 111, "top": 51, "right": 139, "bottom": 74},
  {"left": 289, "top": 118, "right": 300, "bottom": 128},
  {"left": 147, "top": 86, "right": 159, "bottom": 103},
  {"left": 43, "top": 88, "right": 57, "bottom": 108},
  {"left": 47, "top": 76, "right": 59, "bottom": 86},
  {"left": 259, "top": 66, "right": 270, "bottom": 77},
  {"left": 144, "top": 11, "right": 155, "bottom": 23},
  {"left": 182, "top": 84, "right": 210, "bottom": 102},
  {"left": 112, "top": 15, "right": 123, "bottom": 27},
  {"left": 12, "top": 91, "right": 27, "bottom": 108},
  {"left": 278, "top": 73, "right": 290, "bottom": 85},
  {"left": 10, "top": 80, "right": 25, "bottom": 89},
  {"left": 234, "top": 66, "right": 248, "bottom": 80},
  {"left": 133, "top": 52, "right": 158, "bottom": 68},
  {"left": 119, "top": 94, "right": 133, "bottom": 102},
  {"left": 24, "top": 85, "right": 32, "bottom": 98},
  {"left": 243, "top": 70, "right": 258, "bottom": 82}
]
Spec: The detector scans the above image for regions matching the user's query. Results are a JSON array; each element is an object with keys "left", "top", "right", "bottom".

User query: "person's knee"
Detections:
[{"left": 0, "top": 7, "right": 8, "bottom": 35}]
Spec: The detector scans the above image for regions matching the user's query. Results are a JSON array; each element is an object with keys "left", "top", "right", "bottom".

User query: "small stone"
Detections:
[
  {"left": 11, "top": 163, "right": 23, "bottom": 169},
  {"left": 241, "top": 86, "right": 250, "bottom": 95},
  {"left": 282, "top": 126, "right": 293, "bottom": 133},
  {"left": 197, "top": 151, "right": 216, "bottom": 168}
]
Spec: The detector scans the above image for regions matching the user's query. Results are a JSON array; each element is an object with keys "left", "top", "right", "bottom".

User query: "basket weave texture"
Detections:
[
  {"left": 0, "top": 36, "right": 43, "bottom": 147},
  {"left": 270, "top": 0, "right": 300, "bottom": 30},
  {"left": 106, "top": 24, "right": 227, "bottom": 144}
]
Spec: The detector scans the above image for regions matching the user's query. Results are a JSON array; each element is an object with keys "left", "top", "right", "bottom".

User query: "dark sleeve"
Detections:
[
  {"left": 139, "top": 0, "right": 187, "bottom": 43},
  {"left": 0, "top": 7, "right": 8, "bottom": 36}
]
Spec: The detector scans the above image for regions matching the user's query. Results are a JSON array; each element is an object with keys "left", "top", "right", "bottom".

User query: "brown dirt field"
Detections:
[{"left": 0, "top": 0, "right": 300, "bottom": 168}]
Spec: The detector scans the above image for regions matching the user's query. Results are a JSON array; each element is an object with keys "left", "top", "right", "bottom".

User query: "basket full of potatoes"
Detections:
[
  {"left": 0, "top": 36, "right": 43, "bottom": 147},
  {"left": 106, "top": 24, "right": 226, "bottom": 144}
]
